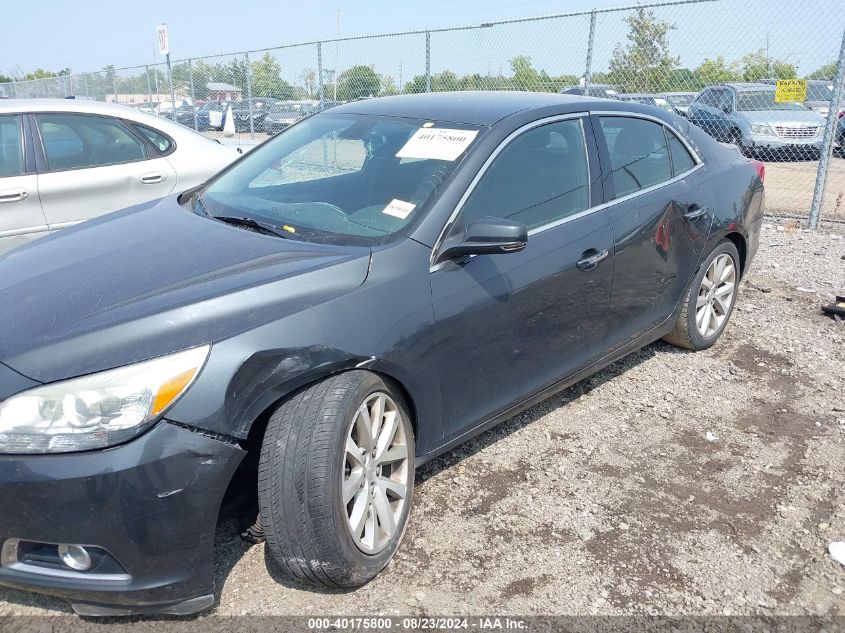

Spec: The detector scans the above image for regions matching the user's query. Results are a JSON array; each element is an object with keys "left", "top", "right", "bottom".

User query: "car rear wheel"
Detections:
[
  {"left": 258, "top": 370, "right": 415, "bottom": 588},
  {"left": 663, "top": 240, "right": 740, "bottom": 351}
]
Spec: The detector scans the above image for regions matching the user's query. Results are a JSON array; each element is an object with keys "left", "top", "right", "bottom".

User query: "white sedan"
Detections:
[{"left": 0, "top": 99, "right": 245, "bottom": 253}]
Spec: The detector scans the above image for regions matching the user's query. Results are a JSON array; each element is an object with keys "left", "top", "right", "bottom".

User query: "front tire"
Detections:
[
  {"left": 258, "top": 371, "right": 415, "bottom": 588},
  {"left": 663, "top": 240, "right": 740, "bottom": 351}
]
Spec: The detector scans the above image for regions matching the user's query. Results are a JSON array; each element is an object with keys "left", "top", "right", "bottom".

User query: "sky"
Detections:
[{"left": 2, "top": 0, "right": 843, "bottom": 83}]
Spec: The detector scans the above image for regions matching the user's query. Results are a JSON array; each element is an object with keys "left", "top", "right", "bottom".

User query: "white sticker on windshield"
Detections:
[
  {"left": 383, "top": 199, "right": 416, "bottom": 220},
  {"left": 396, "top": 128, "right": 478, "bottom": 161}
]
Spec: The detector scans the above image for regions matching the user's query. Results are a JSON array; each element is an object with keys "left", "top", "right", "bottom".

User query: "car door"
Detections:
[
  {"left": 689, "top": 89, "right": 721, "bottom": 138},
  {"left": 592, "top": 114, "right": 713, "bottom": 353},
  {"left": 32, "top": 112, "right": 176, "bottom": 230},
  {"left": 0, "top": 113, "right": 49, "bottom": 253},
  {"left": 430, "top": 115, "right": 613, "bottom": 441}
]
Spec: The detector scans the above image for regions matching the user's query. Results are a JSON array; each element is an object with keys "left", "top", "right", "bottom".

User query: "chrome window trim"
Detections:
[
  {"left": 430, "top": 109, "right": 705, "bottom": 272},
  {"left": 590, "top": 110, "right": 703, "bottom": 164}
]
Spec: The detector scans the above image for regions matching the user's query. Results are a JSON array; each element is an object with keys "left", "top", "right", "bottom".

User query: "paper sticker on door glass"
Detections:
[
  {"left": 396, "top": 128, "right": 479, "bottom": 161},
  {"left": 383, "top": 199, "right": 416, "bottom": 219}
]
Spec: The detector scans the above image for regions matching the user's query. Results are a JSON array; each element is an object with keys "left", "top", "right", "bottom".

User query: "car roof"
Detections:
[
  {"left": 0, "top": 98, "right": 160, "bottom": 116},
  {"left": 720, "top": 82, "right": 776, "bottom": 92},
  {"left": 618, "top": 93, "right": 654, "bottom": 98},
  {"left": 328, "top": 91, "right": 604, "bottom": 125},
  {"left": 0, "top": 98, "right": 220, "bottom": 141}
]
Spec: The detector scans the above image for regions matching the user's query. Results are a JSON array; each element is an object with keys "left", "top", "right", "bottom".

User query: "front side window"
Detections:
[
  {"left": 200, "top": 114, "right": 481, "bottom": 245},
  {"left": 599, "top": 116, "right": 672, "bottom": 199},
  {"left": 0, "top": 115, "right": 24, "bottom": 177},
  {"left": 697, "top": 90, "right": 715, "bottom": 107},
  {"left": 458, "top": 119, "right": 590, "bottom": 230},
  {"left": 36, "top": 114, "right": 147, "bottom": 171}
]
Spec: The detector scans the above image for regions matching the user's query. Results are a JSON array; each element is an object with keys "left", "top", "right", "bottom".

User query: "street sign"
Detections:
[
  {"left": 775, "top": 79, "right": 807, "bottom": 103},
  {"left": 156, "top": 25, "right": 170, "bottom": 56}
]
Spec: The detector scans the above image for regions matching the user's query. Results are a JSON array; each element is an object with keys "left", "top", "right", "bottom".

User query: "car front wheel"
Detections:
[
  {"left": 663, "top": 240, "right": 740, "bottom": 351},
  {"left": 258, "top": 370, "right": 415, "bottom": 588}
]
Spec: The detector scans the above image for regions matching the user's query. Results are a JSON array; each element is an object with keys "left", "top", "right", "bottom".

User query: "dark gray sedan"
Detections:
[{"left": 0, "top": 92, "right": 764, "bottom": 616}]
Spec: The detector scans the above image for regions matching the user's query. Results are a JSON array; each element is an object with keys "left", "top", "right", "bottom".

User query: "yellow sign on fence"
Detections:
[{"left": 774, "top": 79, "right": 807, "bottom": 103}]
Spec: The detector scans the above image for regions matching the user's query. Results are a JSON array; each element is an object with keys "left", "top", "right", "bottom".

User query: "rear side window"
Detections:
[
  {"left": 666, "top": 129, "right": 696, "bottom": 175},
  {"left": 134, "top": 124, "right": 173, "bottom": 154},
  {"left": 36, "top": 114, "right": 147, "bottom": 172},
  {"left": 0, "top": 115, "right": 24, "bottom": 177},
  {"left": 459, "top": 118, "right": 590, "bottom": 230},
  {"left": 599, "top": 116, "right": 672, "bottom": 199}
]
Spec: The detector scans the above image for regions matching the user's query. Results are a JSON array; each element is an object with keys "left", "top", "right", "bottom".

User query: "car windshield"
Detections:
[
  {"left": 806, "top": 83, "right": 834, "bottom": 102},
  {"left": 199, "top": 113, "right": 481, "bottom": 245},
  {"left": 736, "top": 90, "right": 807, "bottom": 111},
  {"left": 666, "top": 94, "right": 692, "bottom": 106}
]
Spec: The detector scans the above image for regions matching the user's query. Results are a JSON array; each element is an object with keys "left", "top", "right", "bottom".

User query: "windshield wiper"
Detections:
[{"left": 212, "top": 215, "right": 299, "bottom": 239}]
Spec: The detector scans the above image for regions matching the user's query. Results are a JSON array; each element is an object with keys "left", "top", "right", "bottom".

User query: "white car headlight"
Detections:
[
  {"left": 751, "top": 123, "right": 775, "bottom": 136},
  {"left": 0, "top": 345, "right": 210, "bottom": 454}
]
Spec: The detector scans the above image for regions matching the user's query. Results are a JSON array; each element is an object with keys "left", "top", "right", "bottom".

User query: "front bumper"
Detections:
[
  {"left": 0, "top": 421, "right": 244, "bottom": 615},
  {"left": 745, "top": 136, "right": 822, "bottom": 153}
]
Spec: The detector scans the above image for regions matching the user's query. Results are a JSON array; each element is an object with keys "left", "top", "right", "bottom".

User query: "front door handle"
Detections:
[
  {"left": 139, "top": 172, "right": 163, "bottom": 184},
  {"left": 0, "top": 188, "right": 28, "bottom": 203},
  {"left": 576, "top": 248, "right": 609, "bottom": 271},
  {"left": 684, "top": 204, "right": 708, "bottom": 221}
]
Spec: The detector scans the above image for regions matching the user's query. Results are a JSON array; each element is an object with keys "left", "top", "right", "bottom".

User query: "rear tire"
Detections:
[
  {"left": 258, "top": 371, "right": 415, "bottom": 588},
  {"left": 663, "top": 240, "right": 741, "bottom": 351}
]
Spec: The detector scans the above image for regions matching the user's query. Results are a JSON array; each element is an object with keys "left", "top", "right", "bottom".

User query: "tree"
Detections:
[
  {"left": 738, "top": 49, "right": 796, "bottom": 81},
  {"left": 23, "top": 68, "right": 59, "bottom": 80},
  {"left": 300, "top": 68, "right": 317, "bottom": 98},
  {"left": 510, "top": 55, "right": 541, "bottom": 90},
  {"left": 0, "top": 74, "right": 12, "bottom": 83},
  {"left": 807, "top": 61, "right": 837, "bottom": 80},
  {"left": 336, "top": 65, "right": 381, "bottom": 100},
  {"left": 250, "top": 52, "right": 299, "bottom": 99},
  {"left": 608, "top": 7, "right": 679, "bottom": 93},
  {"left": 694, "top": 56, "right": 740, "bottom": 86},
  {"left": 379, "top": 75, "right": 400, "bottom": 96}
]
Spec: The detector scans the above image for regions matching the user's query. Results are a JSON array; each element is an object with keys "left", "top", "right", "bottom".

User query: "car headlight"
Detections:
[
  {"left": 0, "top": 345, "right": 210, "bottom": 454},
  {"left": 751, "top": 123, "right": 775, "bottom": 136}
]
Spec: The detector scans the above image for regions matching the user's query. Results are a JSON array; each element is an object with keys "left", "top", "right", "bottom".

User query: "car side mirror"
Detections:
[{"left": 435, "top": 217, "right": 528, "bottom": 264}]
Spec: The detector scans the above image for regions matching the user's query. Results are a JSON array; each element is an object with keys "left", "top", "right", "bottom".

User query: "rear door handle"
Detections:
[
  {"left": 0, "top": 188, "right": 28, "bottom": 203},
  {"left": 684, "top": 204, "right": 708, "bottom": 221},
  {"left": 139, "top": 172, "right": 163, "bottom": 184},
  {"left": 576, "top": 248, "right": 609, "bottom": 271}
]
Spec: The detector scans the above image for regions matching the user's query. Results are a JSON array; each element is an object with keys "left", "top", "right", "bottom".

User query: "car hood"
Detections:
[
  {"left": 737, "top": 109, "right": 826, "bottom": 126},
  {"left": 0, "top": 196, "right": 371, "bottom": 384}
]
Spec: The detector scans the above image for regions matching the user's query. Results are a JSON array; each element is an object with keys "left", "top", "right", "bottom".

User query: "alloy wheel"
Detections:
[
  {"left": 342, "top": 392, "right": 410, "bottom": 554},
  {"left": 696, "top": 253, "right": 737, "bottom": 338}
]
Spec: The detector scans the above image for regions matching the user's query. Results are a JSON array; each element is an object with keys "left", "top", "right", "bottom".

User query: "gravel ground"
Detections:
[{"left": 1, "top": 222, "right": 844, "bottom": 625}]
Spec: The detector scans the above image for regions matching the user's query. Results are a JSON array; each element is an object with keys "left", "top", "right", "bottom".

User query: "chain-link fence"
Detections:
[{"left": 2, "top": 0, "right": 845, "bottom": 226}]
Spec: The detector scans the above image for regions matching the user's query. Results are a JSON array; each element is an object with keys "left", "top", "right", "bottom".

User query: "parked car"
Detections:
[
  {"left": 560, "top": 83, "right": 619, "bottom": 99},
  {"left": 196, "top": 100, "right": 231, "bottom": 131},
  {"left": 616, "top": 93, "right": 673, "bottom": 113},
  {"left": 0, "top": 99, "right": 244, "bottom": 253},
  {"left": 263, "top": 100, "right": 317, "bottom": 135},
  {"left": 231, "top": 97, "right": 278, "bottom": 132},
  {"left": 658, "top": 92, "right": 696, "bottom": 118},
  {"left": 171, "top": 102, "right": 199, "bottom": 127},
  {"left": 687, "top": 82, "right": 826, "bottom": 157},
  {"left": 759, "top": 78, "right": 845, "bottom": 118},
  {"left": 0, "top": 91, "right": 764, "bottom": 616}
]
